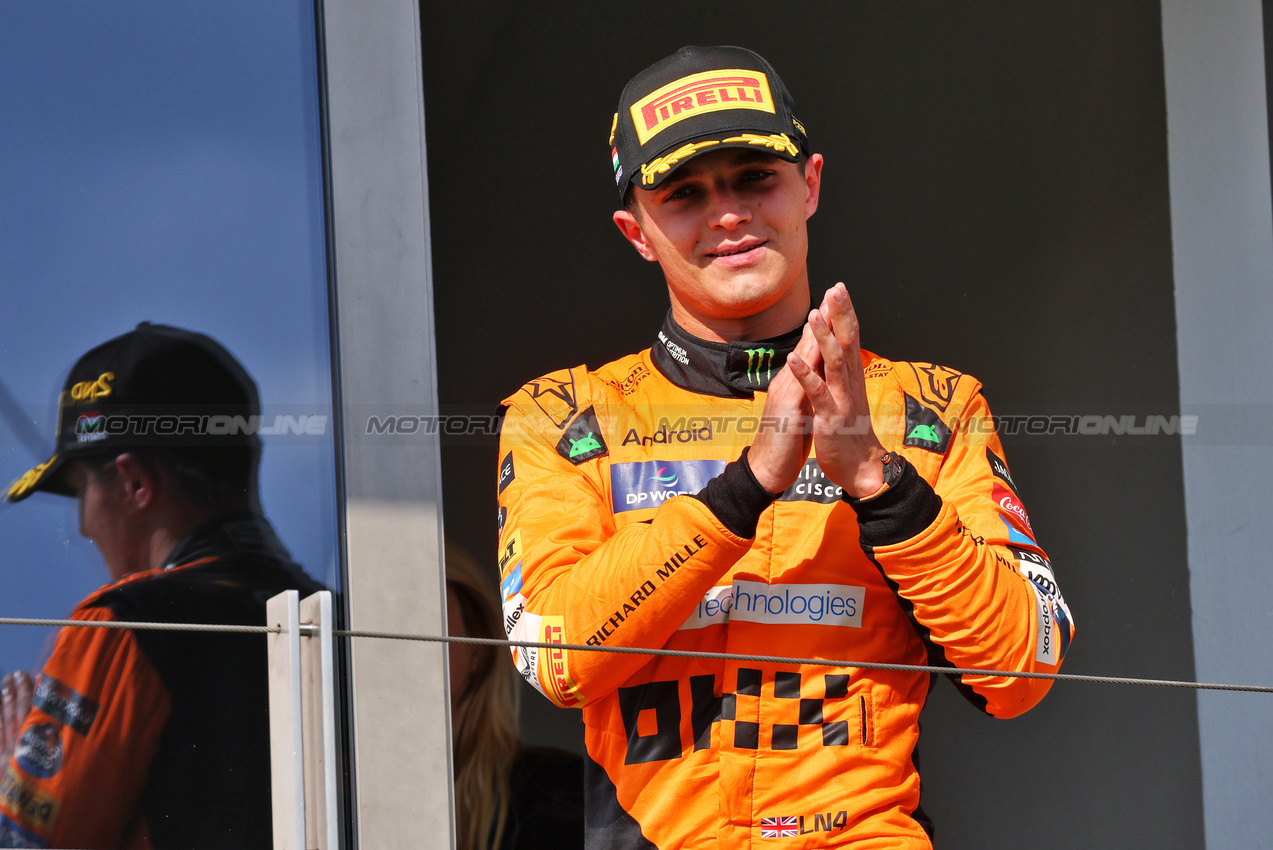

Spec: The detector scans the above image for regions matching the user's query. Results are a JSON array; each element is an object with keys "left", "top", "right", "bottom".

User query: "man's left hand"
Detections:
[
  {"left": 0, "top": 671, "right": 34, "bottom": 766},
  {"left": 787, "top": 282, "right": 888, "bottom": 498}
]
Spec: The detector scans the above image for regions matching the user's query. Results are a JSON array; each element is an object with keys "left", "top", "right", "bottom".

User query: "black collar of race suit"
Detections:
[
  {"left": 650, "top": 311, "right": 805, "bottom": 398},
  {"left": 163, "top": 509, "right": 296, "bottom": 570}
]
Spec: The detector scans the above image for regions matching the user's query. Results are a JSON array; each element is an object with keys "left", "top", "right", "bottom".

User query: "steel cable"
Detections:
[
  {"left": 0, "top": 616, "right": 274, "bottom": 633},
  {"left": 3, "top": 616, "right": 1270, "bottom": 694}
]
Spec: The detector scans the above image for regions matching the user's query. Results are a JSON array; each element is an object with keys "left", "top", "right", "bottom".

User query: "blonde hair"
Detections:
[{"left": 446, "top": 541, "right": 521, "bottom": 850}]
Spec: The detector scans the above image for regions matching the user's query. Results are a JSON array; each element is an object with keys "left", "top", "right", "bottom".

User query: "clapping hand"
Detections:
[
  {"left": 786, "top": 282, "right": 888, "bottom": 498},
  {"left": 0, "top": 671, "right": 35, "bottom": 766}
]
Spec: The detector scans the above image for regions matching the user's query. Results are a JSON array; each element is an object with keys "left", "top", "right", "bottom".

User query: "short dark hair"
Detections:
[{"left": 88, "top": 444, "right": 259, "bottom": 511}]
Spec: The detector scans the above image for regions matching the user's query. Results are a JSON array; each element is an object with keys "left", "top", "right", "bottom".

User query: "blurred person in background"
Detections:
[
  {"left": 0, "top": 323, "right": 321, "bottom": 849},
  {"left": 446, "top": 541, "right": 583, "bottom": 850}
]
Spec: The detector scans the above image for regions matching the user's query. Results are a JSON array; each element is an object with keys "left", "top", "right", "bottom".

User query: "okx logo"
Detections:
[
  {"left": 610, "top": 459, "right": 725, "bottom": 513},
  {"left": 745, "top": 347, "right": 776, "bottom": 384},
  {"left": 617, "top": 669, "right": 862, "bottom": 767}
]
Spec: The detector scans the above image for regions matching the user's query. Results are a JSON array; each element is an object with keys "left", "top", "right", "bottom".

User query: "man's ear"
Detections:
[
  {"left": 803, "top": 153, "right": 824, "bottom": 220},
  {"left": 112, "top": 453, "right": 159, "bottom": 510},
  {"left": 613, "top": 209, "right": 659, "bottom": 262}
]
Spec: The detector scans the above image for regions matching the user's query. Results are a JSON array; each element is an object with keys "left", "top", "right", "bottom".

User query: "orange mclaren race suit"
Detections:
[
  {"left": 0, "top": 512, "right": 321, "bottom": 849},
  {"left": 496, "top": 314, "right": 1073, "bottom": 850}
]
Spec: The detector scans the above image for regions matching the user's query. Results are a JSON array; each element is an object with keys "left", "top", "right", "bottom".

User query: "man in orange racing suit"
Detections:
[
  {"left": 496, "top": 46, "right": 1073, "bottom": 849},
  {"left": 0, "top": 324, "right": 321, "bottom": 848}
]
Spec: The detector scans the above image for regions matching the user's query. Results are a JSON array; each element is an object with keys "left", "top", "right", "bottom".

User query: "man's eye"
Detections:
[
  {"left": 664, "top": 185, "right": 697, "bottom": 201},
  {"left": 742, "top": 169, "right": 776, "bottom": 182}
]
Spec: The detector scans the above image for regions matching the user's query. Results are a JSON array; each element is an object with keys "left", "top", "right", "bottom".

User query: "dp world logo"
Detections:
[
  {"left": 745, "top": 348, "right": 775, "bottom": 384},
  {"left": 611, "top": 459, "right": 726, "bottom": 513},
  {"left": 649, "top": 466, "right": 679, "bottom": 487}
]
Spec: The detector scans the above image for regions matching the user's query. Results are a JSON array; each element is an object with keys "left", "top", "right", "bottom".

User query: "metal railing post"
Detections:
[
  {"left": 300, "top": 590, "right": 339, "bottom": 850},
  {"left": 267, "top": 590, "right": 306, "bottom": 849}
]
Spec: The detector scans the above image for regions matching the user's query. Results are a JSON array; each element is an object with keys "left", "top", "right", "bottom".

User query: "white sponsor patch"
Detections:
[
  {"left": 1022, "top": 564, "right": 1068, "bottom": 610},
  {"left": 502, "top": 594, "right": 526, "bottom": 639},
  {"left": 679, "top": 585, "right": 734, "bottom": 630},
  {"left": 510, "top": 609, "right": 544, "bottom": 693},
  {"left": 679, "top": 582, "right": 865, "bottom": 630},
  {"left": 1016, "top": 549, "right": 1071, "bottom": 625},
  {"left": 1032, "top": 583, "right": 1058, "bottom": 666}
]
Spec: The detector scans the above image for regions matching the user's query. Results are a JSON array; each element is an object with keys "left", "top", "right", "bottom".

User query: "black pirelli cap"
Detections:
[
  {"left": 609, "top": 45, "right": 810, "bottom": 200},
  {"left": 6, "top": 323, "right": 260, "bottom": 503}
]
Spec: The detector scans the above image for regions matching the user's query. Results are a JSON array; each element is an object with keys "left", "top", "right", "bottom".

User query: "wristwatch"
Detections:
[{"left": 879, "top": 451, "right": 905, "bottom": 490}]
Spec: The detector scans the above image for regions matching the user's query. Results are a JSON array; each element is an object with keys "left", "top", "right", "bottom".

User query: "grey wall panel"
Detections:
[
  {"left": 1162, "top": 1, "right": 1273, "bottom": 846},
  {"left": 426, "top": 3, "right": 1203, "bottom": 847},
  {"left": 324, "top": 0, "right": 452, "bottom": 845}
]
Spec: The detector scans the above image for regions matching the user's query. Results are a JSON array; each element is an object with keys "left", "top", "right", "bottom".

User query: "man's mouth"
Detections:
[{"left": 709, "top": 240, "right": 767, "bottom": 258}]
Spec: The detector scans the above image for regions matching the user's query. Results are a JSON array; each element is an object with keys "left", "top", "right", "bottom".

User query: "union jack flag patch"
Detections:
[{"left": 760, "top": 816, "right": 799, "bottom": 838}]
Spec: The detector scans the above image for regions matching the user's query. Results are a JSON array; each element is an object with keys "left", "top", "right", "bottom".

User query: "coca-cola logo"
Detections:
[{"left": 993, "top": 483, "right": 1034, "bottom": 536}]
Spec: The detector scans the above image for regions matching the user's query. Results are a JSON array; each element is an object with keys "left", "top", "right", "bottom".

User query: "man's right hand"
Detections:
[{"left": 747, "top": 323, "right": 820, "bottom": 494}]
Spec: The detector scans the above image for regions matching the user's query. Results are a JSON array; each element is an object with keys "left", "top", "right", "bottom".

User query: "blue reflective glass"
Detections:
[{"left": 0, "top": 0, "right": 336, "bottom": 677}]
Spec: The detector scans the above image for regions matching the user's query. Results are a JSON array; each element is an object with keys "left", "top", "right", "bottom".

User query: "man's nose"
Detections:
[{"left": 709, "top": 188, "right": 751, "bottom": 230}]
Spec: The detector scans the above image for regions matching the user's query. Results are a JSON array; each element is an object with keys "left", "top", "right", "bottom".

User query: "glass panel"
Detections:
[{"left": 0, "top": 0, "right": 336, "bottom": 843}]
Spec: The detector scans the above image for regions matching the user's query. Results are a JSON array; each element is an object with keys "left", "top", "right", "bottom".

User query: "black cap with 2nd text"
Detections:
[{"left": 6, "top": 323, "right": 260, "bottom": 503}]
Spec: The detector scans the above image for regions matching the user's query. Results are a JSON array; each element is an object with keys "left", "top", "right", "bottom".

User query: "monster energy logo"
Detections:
[
  {"left": 568, "top": 432, "right": 602, "bottom": 459},
  {"left": 745, "top": 348, "right": 776, "bottom": 384}
]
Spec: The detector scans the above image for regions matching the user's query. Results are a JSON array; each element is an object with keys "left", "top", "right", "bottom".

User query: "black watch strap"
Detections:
[
  {"left": 879, "top": 451, "right": 905, "bottom": 491},
  {"left": 843, "top": 453, "right": 944, "bottom": 544}
]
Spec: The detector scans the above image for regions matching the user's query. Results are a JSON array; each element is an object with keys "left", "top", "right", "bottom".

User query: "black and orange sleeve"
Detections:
[
  {"left": 0, "top": 606, "right": 170, "bottom": 848},
  {"left": 850, "top": 386, "right": 1074, "bottom": 718}
]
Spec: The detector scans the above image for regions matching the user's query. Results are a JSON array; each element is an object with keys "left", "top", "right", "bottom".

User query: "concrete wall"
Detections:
[
  {"left": 1162, "top": 1, "right": 1273, "bottom": 846},
  {"left": 323, "top": 0, "right": 452, "bottom": 845}
]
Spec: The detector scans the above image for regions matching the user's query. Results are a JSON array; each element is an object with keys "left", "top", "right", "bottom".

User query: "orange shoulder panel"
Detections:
[{"left": 1, "top": 605, "right": 171, "bottom": 847}]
